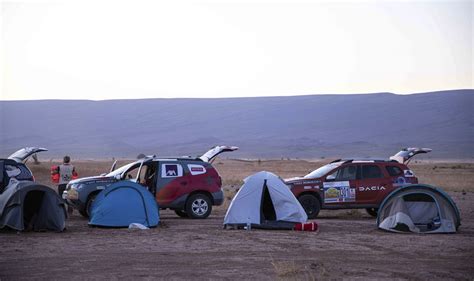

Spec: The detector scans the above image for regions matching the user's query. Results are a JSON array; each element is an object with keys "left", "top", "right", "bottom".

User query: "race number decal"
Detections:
[{"left": 323, "top": 181, "right": 356, "bottom": 203}]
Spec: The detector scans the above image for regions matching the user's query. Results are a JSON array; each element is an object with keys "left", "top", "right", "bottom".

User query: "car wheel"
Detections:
[
  {"left": 186, "top": 194, "right": 212, "bottom": 219},
  {"left": 85, "top": 193, "right": 98, "bottom": 218},
  {"left": 298, "top": 194, "right": 321, "bottom": 219},
  {"left": 174, "top": 209, "right": 189, "bottom": 218},
  {"left": 366, "top": 208, "right": 378, "bottom": 217}
]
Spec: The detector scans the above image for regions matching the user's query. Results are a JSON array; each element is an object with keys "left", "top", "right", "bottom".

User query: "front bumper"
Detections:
[{"left": 63, "top": 192, "right": 86, "bottom": 211}]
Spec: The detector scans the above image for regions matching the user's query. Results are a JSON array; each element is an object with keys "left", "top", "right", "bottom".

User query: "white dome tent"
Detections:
[
  {"left": 377, "top": 184, "right": 461, "bottom": 234},
  {"left": 224, "top": 171, "right": 308, "bottom": 230}
]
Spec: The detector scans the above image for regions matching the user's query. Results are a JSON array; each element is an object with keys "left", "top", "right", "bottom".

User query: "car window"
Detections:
[
  {"left": 386, "top": 165, "right": 403, "bottom": 176},
  {"left": 144, "top": 164, "right": 157, "bottom": 180},
  {"left": 361, "top": 165, "right": 383, "bottom": 179},
  {"left": 124, "top": 164, "right": 141, "bottom": 180},
  {"left": 5, "top": 164, "right": 32, "bottom": 181},
  {"left": 139, "top": 165, "right": 149, "bottom": 181},
  {"left": 106, "top": 162, "right": 137, "bottom": 177},
  {"left": 304, "top": 162, "right": 343, "bottom": 179},
  {"left": 336, "top": 165, "right": 357, "bottom": 181}
]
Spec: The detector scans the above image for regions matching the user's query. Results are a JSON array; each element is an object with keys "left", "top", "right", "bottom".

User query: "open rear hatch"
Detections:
[
  {"left": 199, "top": 145, "right": 239, "bottom": 163},
  {"left": 390, "top": 147, "right": 432, "bottom": 164},
  {"left": 8, "top": 147, "right": 48, "bottom": 163}
]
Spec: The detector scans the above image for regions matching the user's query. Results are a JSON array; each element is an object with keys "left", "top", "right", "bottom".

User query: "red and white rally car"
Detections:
[
  {"left": 286, "top": 148, "right": 432, "bottom": 218},
  {"left": 64, "top": 146, "right": 238, "bottom": 219}
]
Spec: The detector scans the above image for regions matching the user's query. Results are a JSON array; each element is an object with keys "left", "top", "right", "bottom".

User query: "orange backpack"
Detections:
[{"left": 51, "top": 165, "right": 59, "bottom": 183}]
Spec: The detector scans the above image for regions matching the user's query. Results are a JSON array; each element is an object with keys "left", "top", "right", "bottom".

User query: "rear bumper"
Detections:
[{"left": 212, "top": 190, "right": 224, "bottom": 206}]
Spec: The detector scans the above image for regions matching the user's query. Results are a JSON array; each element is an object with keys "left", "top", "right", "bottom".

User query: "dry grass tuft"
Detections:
[
  {"left": 344, "top": 209, "right": 365, "bottom": 218},
  {"left": 271, "top": 260, "right": 300, "bottom": 277}
]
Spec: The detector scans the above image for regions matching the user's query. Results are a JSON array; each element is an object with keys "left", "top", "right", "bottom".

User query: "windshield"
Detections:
[
  {"left": 106, "top": 162, "right": 137, "bottom": 177},
  {"left": 304, "top": 162, "right": 343, "bottom": 179}
]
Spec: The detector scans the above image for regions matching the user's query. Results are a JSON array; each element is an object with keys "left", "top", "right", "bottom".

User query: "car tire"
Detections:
[
  {"left": 186, "top": 194, "right": 212, "bottom": 219},
  {"left": 79, "top": 209, "right": 88, "bottom": 218},
  {"left": 298, "top": 194, "right": 321, "bottom": 219},
  {"left": 85, "top": 193, "right": 98, "bottom": 218},
  {"left": 174, "top": 209, "right": 189, "bottom": 218},
  {"left": 366, "top": 208, "right": 378, "bottom": 217}
]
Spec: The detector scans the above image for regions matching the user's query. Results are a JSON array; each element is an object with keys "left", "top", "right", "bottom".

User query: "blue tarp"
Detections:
[{"left": 89, "top": 181, "right": 159, "bottom": 228}]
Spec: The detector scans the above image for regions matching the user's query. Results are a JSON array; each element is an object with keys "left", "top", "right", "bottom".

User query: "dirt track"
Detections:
[{"left": 1, "top": 191, "right": 473, "bottom": 280}]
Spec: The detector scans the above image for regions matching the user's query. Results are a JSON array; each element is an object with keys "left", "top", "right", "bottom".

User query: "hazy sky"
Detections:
[{"left": 1, "top": 0, "right": 472, "bottom": 100}]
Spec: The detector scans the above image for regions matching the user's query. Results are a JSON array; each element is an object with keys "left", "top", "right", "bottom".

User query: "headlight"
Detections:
[{"left": 66, "top": 184, "right": 80, "bottom": 200}]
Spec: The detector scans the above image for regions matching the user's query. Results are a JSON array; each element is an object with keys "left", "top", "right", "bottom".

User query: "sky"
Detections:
[{"left": 1, "top": 0, "right": 472, "bottom": 100}]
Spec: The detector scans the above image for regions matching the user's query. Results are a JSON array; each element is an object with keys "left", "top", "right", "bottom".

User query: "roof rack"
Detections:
[{"left": 330, "top": 158, "right": 389, "bottom": 164}]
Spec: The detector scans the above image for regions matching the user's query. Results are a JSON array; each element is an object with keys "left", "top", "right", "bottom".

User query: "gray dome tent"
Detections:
[
  {"left": 224, "top": 171, "right": 307, "bottom": 230},
  {"left": 376, "top": 184, "right": 460, "bottom": 234},
  {"left": 0, "top": 160, "right": 66, "bottom": 232}
]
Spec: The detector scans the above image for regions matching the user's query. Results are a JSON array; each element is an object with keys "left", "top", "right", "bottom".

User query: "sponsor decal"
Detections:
[
  {"left": 161, "top": 164, "right": 183, "bottom": 178},
  {"left": 358, "top": 186, "right": 386, "bottom": 192},
  {"left": 404, "top": 169, "right": 415, "bottom": 177},
  {"left": 303, "top": 180, "right": 321, "bottom": 184},
  {"left": 290, "top": 179, "right": 321, "bottom": 185},
  {"left": 323, "top": 181, "right": 356, "bottom": 203},
  {"left": 167, "top": 166, "right": 177, "bottom": 176},
  {"left": 393, "top": 176, "right": 407, "bottom": 187},
  {"left": 188, "top": 164, "right": 206, "bottom": 176},
  {"left": 80, "top": 179, "right": 115, "bottom": 186}
]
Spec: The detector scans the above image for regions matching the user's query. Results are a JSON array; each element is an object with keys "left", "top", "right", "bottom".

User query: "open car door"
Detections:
[
  {"left": 199, "top": 145, "right": 238, "bottom": 163},
  {"left": 8, "top": 147, "right": 48, "bottom": 163},
  {"left": 389, "top": 147, "right": 432, "bottom": 164}
]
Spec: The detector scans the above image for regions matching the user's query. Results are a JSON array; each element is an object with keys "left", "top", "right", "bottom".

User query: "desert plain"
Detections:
[{"left": 1, "top": 159, "right": 473, "bottom": 280}]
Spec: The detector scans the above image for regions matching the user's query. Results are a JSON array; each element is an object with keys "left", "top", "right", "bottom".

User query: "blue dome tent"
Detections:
[{"left": 89, "top": 182, "right": 159, "bottom": 228}]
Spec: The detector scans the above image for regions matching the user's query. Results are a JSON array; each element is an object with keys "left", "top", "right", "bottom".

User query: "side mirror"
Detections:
[
  {"left": 326, "top": 174, "right": 336, "bottom": 181},
  {"left": 114, "top": 174, "right": 122, "bottom": 180}
]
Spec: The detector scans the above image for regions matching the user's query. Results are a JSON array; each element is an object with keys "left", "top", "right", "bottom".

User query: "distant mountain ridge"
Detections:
[{"left": 0, "top": 89, "right": 473, "bottom": 160}]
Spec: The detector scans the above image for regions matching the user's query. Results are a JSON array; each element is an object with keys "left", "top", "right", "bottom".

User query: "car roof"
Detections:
[
  {"left": 135, "top": 156, "right": 204, "bottom": 164},
  {"left": 330, "top": 159, "right": 400, "bottom": 164}
]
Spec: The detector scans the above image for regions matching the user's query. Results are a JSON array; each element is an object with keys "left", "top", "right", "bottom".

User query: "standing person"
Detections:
[{"left": 52, "top": 156, "right": 77, "bottom": 213}]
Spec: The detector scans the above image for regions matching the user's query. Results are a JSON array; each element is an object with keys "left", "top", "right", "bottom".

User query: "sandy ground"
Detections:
[
  {"left": 1, "top": 160, "right": 474, "bottom": 280},
  {"left": 1, "top": 190, "right": 473, "bottom": 280}
]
